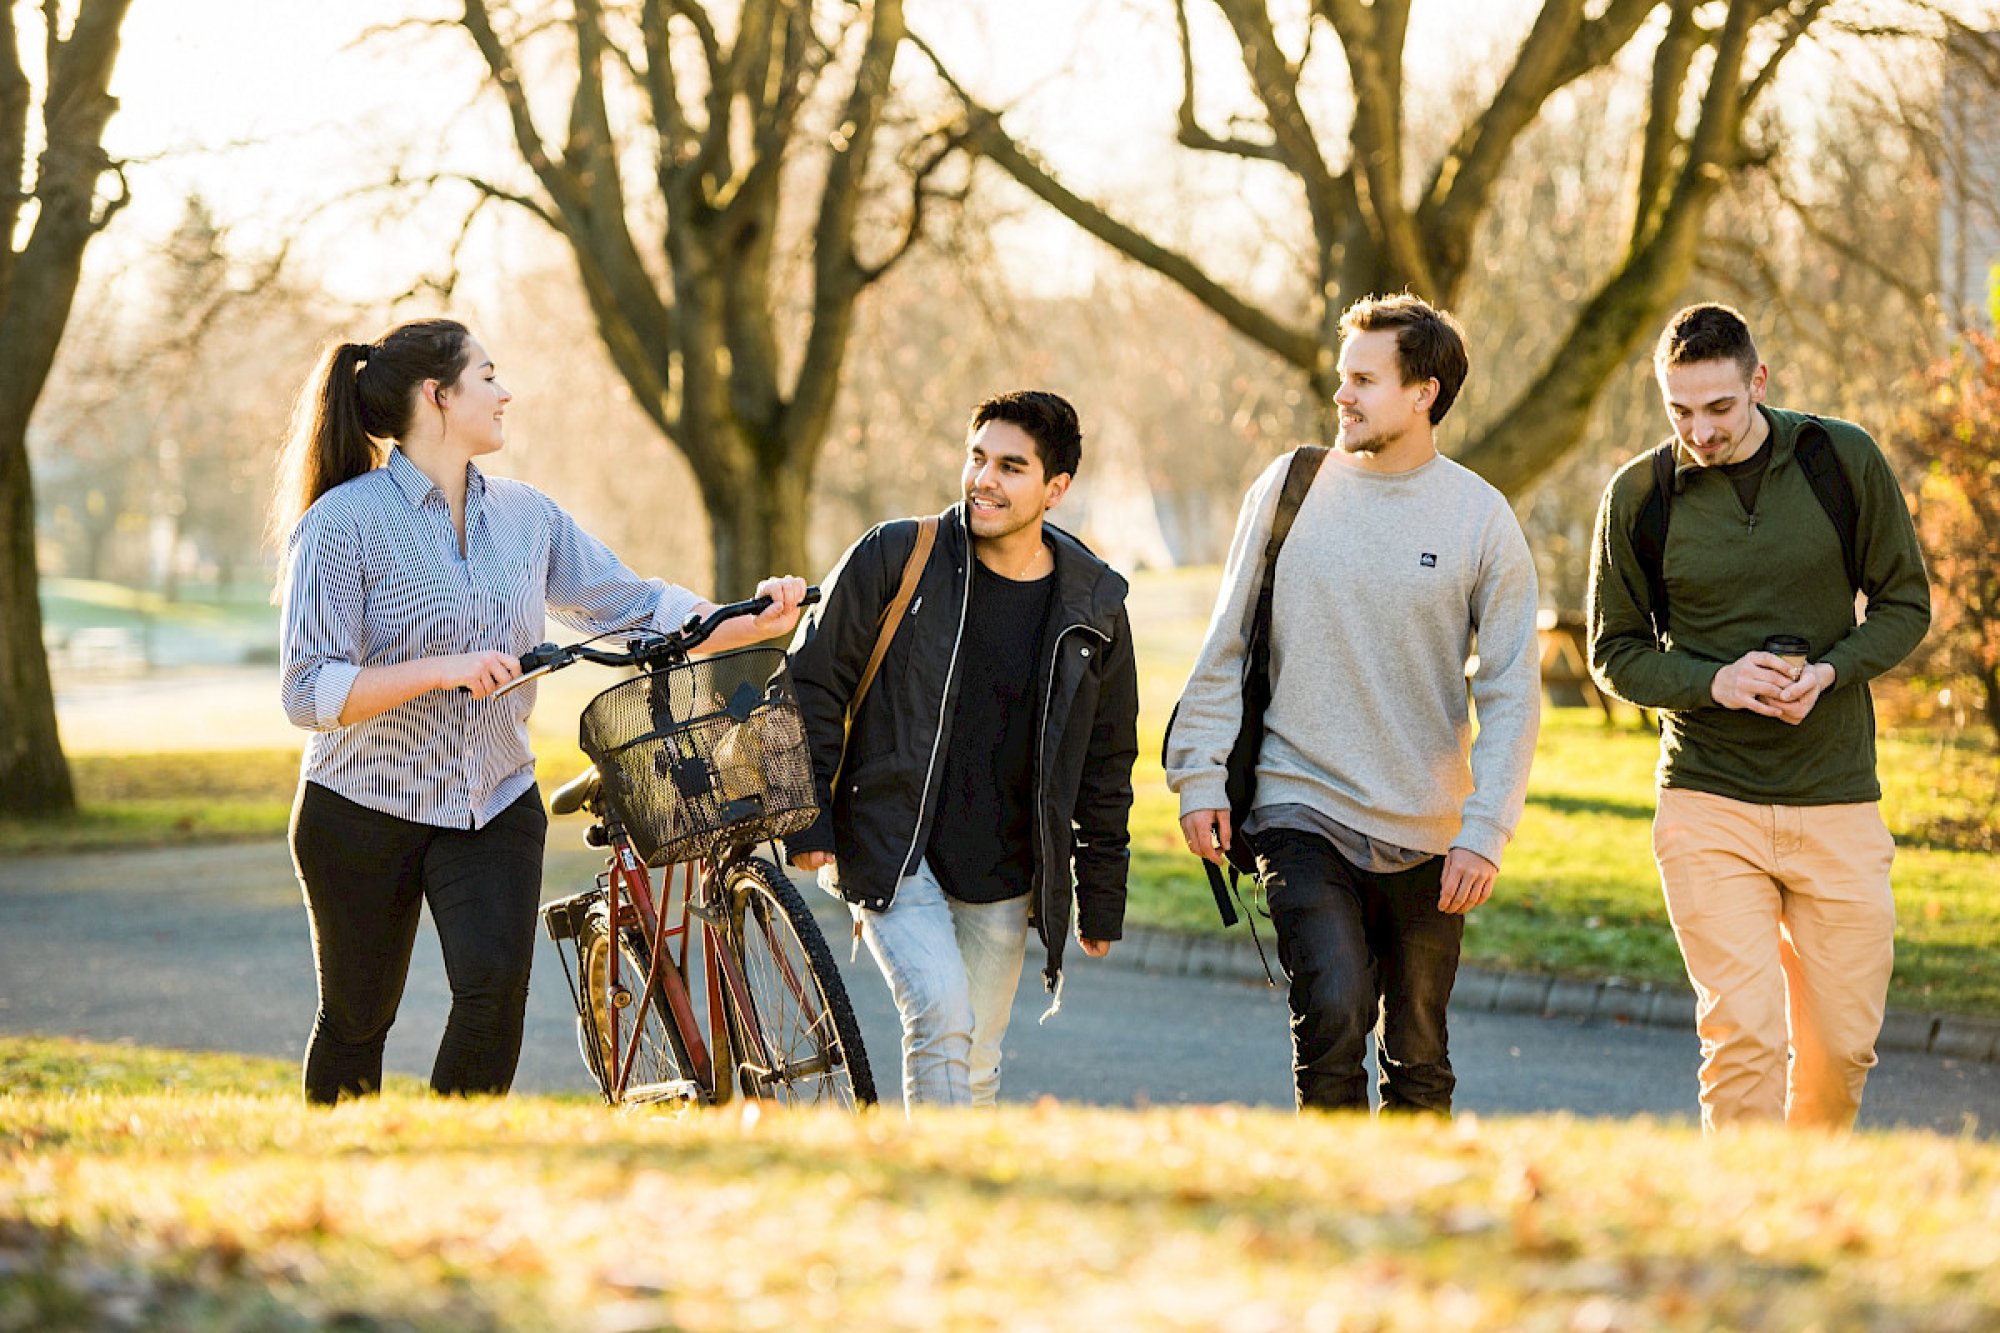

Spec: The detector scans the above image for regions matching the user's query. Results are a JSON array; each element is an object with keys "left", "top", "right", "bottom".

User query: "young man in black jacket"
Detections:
[{"left": 786, "top": 391, "right": 1139, "bottom": 1111}]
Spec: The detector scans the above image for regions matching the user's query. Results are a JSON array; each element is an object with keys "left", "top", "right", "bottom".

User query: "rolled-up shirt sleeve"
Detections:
[
  {"left": 540, "top": 493, "right": 702, "bottom": 637},
  {"left": 280, "top": 508, "right": 366, "bottom": 733}
]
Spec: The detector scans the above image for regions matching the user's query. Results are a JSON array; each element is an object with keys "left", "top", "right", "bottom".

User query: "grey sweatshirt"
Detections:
[{"left": 1166, "top": 449, "right": 1542, "bottom": 867}]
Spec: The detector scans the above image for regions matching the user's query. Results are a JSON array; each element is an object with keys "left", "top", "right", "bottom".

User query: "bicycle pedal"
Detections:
[{"left": 621, "top": 1078, "right": 701, "bottom": 1106}]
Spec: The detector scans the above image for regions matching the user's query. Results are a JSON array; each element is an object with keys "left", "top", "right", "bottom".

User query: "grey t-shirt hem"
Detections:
[{"left": 1244, "top": 803, "right": 1435, "bottom": 873}]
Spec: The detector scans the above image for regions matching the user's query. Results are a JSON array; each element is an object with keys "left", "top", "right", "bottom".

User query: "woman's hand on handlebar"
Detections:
[{"left": 436, "top": 650, "right": 523, "bottom": 699}]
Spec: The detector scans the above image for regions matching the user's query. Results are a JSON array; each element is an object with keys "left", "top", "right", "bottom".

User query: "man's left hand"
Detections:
[
  {"left": 1438, "top": 847, "right": 1497, "bottom": 915},
  {"left": 1771, "top": 661, "right": 1835, "bottom": 725},
  {"left": 1078, "top": 937, "right": 1112, "bottom": 958}
]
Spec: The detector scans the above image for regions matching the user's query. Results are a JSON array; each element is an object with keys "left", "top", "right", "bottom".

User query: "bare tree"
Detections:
[
  {"left": 917, "top": 0, "right": 1908, "bottom": 498},
  {"left": 0, "top": 0, "right": 133, "bottom": 817},
  {"left": 443, "top": 0, "right": 944, "bottom": 595}
]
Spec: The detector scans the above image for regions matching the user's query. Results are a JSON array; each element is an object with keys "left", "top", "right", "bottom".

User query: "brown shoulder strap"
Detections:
[{"left": 849, "top": 515, "right": 937, "bottom": 721}]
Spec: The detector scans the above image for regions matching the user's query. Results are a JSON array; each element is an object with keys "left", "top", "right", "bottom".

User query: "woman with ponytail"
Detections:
[{"left": 274, "top": 317, "right": 806, "bottom": 1105}]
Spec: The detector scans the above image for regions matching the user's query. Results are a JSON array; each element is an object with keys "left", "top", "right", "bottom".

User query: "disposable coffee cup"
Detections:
[{"left": 1763, "top": 635, "right": 1811, "bottom": 673}]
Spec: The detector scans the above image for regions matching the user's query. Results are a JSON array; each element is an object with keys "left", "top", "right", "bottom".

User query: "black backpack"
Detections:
[
  {"left": 1163, "top": 445, "right": 1328, "bottom": 927},
  {"left": 1630, "top": 417, "right": 1863, "bottom": 645}
]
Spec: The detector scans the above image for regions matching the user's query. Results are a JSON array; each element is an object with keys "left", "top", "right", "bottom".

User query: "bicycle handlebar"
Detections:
[{"left": 488, "top": 586, "right": 820, "bottom": 698}]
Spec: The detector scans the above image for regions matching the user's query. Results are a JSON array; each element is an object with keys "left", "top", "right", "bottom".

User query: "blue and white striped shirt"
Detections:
[{"left": 280, "top": 448, "right": 700, "bottom": 828}]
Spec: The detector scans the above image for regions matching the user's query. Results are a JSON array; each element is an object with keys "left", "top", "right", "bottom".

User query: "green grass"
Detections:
[{"left": 4, "top": 1038, "right": 2000, "bottom": 1331}]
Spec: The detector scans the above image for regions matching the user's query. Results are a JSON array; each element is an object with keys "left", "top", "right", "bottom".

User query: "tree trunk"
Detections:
[
  {"left": 0, "top": 0, "right": 132, "bottom": 817},
  {"left": 0, "top": 416, "right": 74, "bottom": 814},
  {"left": 701, "top": 461, "right": 812, "bottom": 604}
]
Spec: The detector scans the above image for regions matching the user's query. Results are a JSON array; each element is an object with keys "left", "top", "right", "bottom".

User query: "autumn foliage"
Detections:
[{"left": 1897, "top": 331, "right": 2000, "bottom": 742}]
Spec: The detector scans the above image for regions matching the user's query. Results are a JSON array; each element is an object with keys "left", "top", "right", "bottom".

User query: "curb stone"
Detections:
[
  {"left": 795, "top": 894, "right": 1998, "bottom": 1068},
  {"left": 1101, "top": 924, "right": 2000, "bottom": 1067},
  {"left": 1933, "top": 1017, "right": 2000, "bottom": 1062}
]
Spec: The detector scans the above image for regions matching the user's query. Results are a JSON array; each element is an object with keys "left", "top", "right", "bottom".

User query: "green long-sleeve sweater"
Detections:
[{"left": 1587, "top": 405, "right": 1931, "bottom": 805}]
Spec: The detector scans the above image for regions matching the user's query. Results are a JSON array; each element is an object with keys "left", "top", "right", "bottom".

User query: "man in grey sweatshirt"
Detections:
[{"left": 1167, "top": 295, "right": 1541, "bottom": 1113}]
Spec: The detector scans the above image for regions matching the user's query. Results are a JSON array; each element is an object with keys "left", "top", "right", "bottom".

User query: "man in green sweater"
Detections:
[{"left": 1587, "top": 303, "right": 1931, "bottom": 1132}]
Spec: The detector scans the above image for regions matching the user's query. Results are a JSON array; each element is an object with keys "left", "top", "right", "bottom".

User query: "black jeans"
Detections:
[
  {"left": 1253, "top": 827, "right": 1464, "bottom": 1113},
  {"left": 289, "top": 781, "right": 547, "bottom": 1105}
]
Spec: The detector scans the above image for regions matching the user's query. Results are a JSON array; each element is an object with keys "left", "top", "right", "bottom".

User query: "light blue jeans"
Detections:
[{"left": 847, "top": 858, "right": 1030, "bottom": 1111}]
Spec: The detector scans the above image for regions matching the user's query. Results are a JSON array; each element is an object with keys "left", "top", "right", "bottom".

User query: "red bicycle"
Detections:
[{"left": 502, "top": 592, "right": 875, "bottom": 1109}]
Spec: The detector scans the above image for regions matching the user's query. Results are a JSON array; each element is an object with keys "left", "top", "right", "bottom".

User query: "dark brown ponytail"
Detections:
[{"left": 269, "top": 318, "right": 473, "bottom": 567}]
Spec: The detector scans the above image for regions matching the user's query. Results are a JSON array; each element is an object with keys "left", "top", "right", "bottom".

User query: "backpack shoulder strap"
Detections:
[
  {"left": 1268, "top": 446, "right": 1329, "bottom": 564},
  {"left": 1793, "top": 417, "right": 1864, "bottom": 594},
  {"left": 1630, "top": 442, "right": 1677, "bottom": 644},
  {"left": 850, "top": 514, "right": 938, "bottom": 721},
  {"left": 1245, "top": 445, "right": 1329, "bottom": 637}
]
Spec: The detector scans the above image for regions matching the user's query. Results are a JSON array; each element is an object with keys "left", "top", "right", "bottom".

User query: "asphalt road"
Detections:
[{"left": 5, "top": 841, "right": 1999, "bottom": 1135}]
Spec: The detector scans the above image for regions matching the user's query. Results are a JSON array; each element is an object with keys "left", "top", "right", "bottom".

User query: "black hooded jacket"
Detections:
[{"left": 784, "top": 504, "right": 1138, "bottom": 991}]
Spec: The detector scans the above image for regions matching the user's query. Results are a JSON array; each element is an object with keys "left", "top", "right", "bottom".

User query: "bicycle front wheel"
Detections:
[
  {"left": 576, "top": 911, "right": 699, "bottom": 1106},
  {"left": 721, "top": 857, "right": 876, "bottom": 1109}
]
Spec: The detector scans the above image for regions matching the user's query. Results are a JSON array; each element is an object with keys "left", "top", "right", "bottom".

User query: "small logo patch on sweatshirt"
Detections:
[{"left": 1420, "top": 552, "right": 1438, "bottom": 568}]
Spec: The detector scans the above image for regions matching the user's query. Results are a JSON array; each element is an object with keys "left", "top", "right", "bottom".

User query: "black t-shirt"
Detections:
[
  {"left": 925, "top": 556, "right": 1055, "bottom": 903},
  {"left": 1722, "top": 433, "right": 1774, "bottom": 515}
]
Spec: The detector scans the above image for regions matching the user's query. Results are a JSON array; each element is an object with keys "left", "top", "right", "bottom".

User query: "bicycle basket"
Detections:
[{"left": 577, "top": 645, "right": 818, "bottom": 866}]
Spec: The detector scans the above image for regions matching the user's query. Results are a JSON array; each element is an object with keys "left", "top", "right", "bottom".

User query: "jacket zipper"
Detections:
[
  {"left": 1033, "top": 620, "right": 1112, "bottom": 949},
  {"left": 894, "top": 520, "right": 974, "bottom": 885}
]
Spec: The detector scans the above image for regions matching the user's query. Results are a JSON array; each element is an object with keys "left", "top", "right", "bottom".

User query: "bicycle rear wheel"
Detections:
[
  {"left": 721, "top": 857, "right": 876, "bottom": 1108},
  {"left": 576, "top": 910, "right": 699, "bottom": 1105}
]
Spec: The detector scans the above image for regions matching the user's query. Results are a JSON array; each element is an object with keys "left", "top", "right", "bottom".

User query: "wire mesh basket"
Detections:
[{"left": 578, "top": 646, "right": 818, "bottom": 867}]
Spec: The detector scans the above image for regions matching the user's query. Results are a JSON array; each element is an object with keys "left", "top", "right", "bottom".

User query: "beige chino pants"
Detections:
[{"left": 1652, "top": 787, "right": 1897, "bottom": 1132}]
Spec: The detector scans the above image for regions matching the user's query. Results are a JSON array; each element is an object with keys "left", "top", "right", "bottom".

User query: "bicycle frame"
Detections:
[{"left": 588, "top": 816, "right": 820, "bottom": 1105}]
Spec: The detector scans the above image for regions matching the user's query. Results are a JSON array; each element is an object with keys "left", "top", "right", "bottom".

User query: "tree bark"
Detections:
[
  {"left": 700, "top": 455, "right": 813, "bottom": 601},
  {"left": 0, "top": 0, "right": 133, "bottom": 817}
]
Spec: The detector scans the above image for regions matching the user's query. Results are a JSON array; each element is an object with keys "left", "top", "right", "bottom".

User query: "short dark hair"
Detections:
[
  {"left": 1337, "top": 294, "right": 1469, "bottom": 424},
  {"left": 968, "top": 390, "right": 1082, "bottom": 480},
  {"left": 1654, "top": 303, "right": 1759, "bottom": 380}
]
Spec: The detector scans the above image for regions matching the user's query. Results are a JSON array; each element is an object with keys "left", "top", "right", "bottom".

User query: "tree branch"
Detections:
[
  {"left": 1417, "top": 0, "right": 1658, "bottom": 300},
  {"left": 789, "top": 0, "right": 907, "bottom": 464},
  {"left": 1319, "top": 0, "right": 1434, "bottom": 297},
  {"left": 1633, "top": 0, "right": 1701, "bottom": 247},
  {"left": 913, "top": 28, "right": 1317, "bottom": 371},
  {"left": 1454, "top": 0, "right": 1769, "bottom": 496},
  {"left": 1212, "top": 0, "right": 1343, "bottom": 235},
  {"left": 1173, "top": 0, "right": 1283, "bottom": 163}
]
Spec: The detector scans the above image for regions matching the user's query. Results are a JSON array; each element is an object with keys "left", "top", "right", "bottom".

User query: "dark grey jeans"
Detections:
[{"left": 1252, "top": 827, "right": 1463, "bottom": 1114}]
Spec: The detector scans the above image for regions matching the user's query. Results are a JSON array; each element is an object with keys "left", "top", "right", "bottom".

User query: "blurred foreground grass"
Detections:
[{"left": 4, "top": 1038, "right": 1999, "bottom": 1332}]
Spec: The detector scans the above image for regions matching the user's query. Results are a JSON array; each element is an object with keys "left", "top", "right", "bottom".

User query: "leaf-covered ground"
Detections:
[{"left": 4, "top": 1039, "right": 1999, "bottom": 1331}]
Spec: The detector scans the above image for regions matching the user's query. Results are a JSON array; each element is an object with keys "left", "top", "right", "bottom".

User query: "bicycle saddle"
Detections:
[{"left": 550, "top": 766, "right": 602, "bottom": 816}]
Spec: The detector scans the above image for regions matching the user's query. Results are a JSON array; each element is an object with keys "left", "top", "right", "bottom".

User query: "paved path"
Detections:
[{"left": 5, "top": 842, "right": 1999, "bottom": 1135}]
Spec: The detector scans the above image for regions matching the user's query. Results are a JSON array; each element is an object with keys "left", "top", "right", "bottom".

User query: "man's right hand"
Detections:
[
  {"left": 1709, "top": 651, "right": 1798, "bottom": 717},
  {"left": 790, "top": 851, "right": 834, "bottom": 872},
  {"left": 1179, "top": 809, "right": 1233, "bottom": 865}
]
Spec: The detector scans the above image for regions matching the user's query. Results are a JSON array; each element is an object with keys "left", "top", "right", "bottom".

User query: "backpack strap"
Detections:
[
  {"left": 1630, "top": 442, "right": 1677, "bottom": 645},
  {"left": 1628, "top": 422, "right": 1863, "bottom": 649},
  {"left": 1245, "top": 446, "right": 1331, "bottom": 641},
  {"left": 850, "top": 515, "right": 938, "bottom": 721},
  {"left": 1794, "top": 417, "right": 1864, "bottom": 596},
  {"left": 1219, "top": 444, "right": 1327, "bottom": 948}
]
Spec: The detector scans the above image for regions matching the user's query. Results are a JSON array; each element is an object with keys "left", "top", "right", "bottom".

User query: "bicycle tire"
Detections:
[
  {"left": 720, "top": 857, "right": 877, "bottom": 1109},
  {"left": 575, "top": 909, "right": 699, "bottom": 1105}
]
